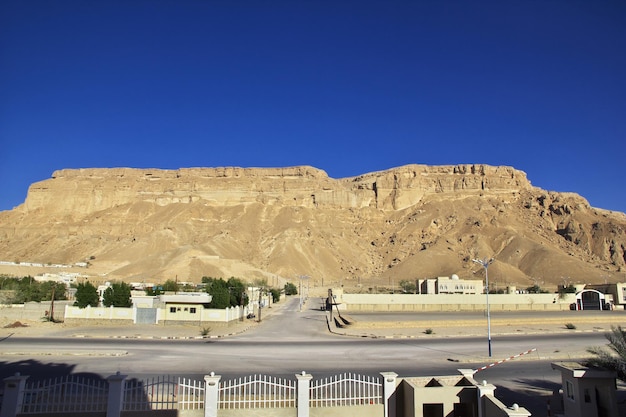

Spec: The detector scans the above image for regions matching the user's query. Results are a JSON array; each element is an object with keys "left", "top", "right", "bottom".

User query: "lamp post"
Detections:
[
  {"left": 298, "top": 275, "right": 310, "bottom": 312},
  {"left": 473, "top": 257, "right": 494, "bottom": 357}
]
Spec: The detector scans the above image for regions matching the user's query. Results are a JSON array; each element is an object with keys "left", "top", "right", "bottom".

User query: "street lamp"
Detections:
[
  {"left": 473, "top": 257, "right": 495, "bottom": 357},
  {"left": 298, "top": 275, "right": 310, "bottom": 312}
]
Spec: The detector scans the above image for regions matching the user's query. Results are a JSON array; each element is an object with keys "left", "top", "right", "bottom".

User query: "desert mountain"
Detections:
[{"left": 0, "top": 164, "right": 624, "bottom": 291}]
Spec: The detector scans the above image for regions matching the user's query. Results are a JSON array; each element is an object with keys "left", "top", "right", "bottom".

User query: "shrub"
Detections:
[
  {"left": 565, "top": 323, "right": 577, "bottom": 330},
  {"left": 424, "top": 328, "right": 434, "bottom": 334},
  {"left": 284, "top": 282, "right": 298, "bottom": 295}
]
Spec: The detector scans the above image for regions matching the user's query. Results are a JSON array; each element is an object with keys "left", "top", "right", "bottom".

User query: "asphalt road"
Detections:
[{"left": 0, "top": 297, "right": 620, "bottom": 416}]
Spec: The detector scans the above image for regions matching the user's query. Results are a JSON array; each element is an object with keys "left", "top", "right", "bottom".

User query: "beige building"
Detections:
[
  {"left": 159, "top": 292, "right": 212, "bottom": 322},
  {"left": 552, "top": 362, "right": 619, "bottom": 417}
]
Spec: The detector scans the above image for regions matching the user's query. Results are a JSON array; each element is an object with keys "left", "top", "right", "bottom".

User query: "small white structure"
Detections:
[
  {"left": 34, "top": 272, "right": 83, "bottom": 287},
  {"left": 418, "top": 275, "right": 483, "bottom": 295}
]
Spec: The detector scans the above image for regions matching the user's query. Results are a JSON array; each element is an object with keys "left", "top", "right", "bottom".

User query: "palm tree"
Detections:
[{"left": 586, "top": 325, "right": 626, "bottom": 382}]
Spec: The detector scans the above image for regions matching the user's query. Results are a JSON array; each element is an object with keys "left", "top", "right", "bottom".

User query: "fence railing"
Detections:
[
  {"left": 310, "top": 372, "right": 382, "bottom": 407},
  {"left": 20, "top": 375, "right": 108, "bottom": 414},
  {"left": 123, "top": 375, "right": 179, "bottom": 411},
  {"left": 2, "top": 371, "right": 400, "bottom": 417},
  {"left": 218, "top": 374, "right": 296, "bottom": 409},
  {"left": 179, "top": 377, "right": 206, "bottom": 410}
]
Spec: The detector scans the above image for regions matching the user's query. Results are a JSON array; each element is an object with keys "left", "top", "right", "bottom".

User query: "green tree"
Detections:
[
  {"left": 226, "top": 277, "right": 248, "bottom": 307},
  {"left": 202, "top": 276, "right": 249, "bottom": 308},
  {"left": 74, "top": 281, "right": 99, "bottom": 308},
  {"left": 39, "top": 281, "right": 68, "bottom": 301},
  {"left": 162, "top": 279, "right": 180, "bottom": 292},
  {"left": 0, "top": 277, "right": 68, "bottom": 303},
  {"left": 558, "top": 284, "right": 577, "bottom": 298},
  {"left": 145, "top": 285, "right": 163, "bottom": 296},
  {"left": 587, "top": 325, "right": 626, "bottom": 382},
  {"left": 102, "top": 282, "right": 132, "bottom": 307},
  {"left": 399, "top": 280, "right": 416, "bottom": 293},
  {"left": 284, "top": 282, "right": 298, "bottom": 295},
  {"left": 525, "top": 284, "right": 548, "bottom": 294},
  {"left": 269, "top": 288, "right": 281, "bottom": 303},
  {"left": 209, "top": 286, "right": 231, "bottom": 309}
]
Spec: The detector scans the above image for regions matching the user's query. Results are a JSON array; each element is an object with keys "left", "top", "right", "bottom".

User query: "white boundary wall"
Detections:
[
  {"left": 337, "top": 293, "right": 577, "bottom": 312},
  {"left": 63, "top": 305, "right": 241, "bottom": 323}
]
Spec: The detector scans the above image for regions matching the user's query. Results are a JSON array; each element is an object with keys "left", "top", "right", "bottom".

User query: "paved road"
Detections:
[{"left": 0, "top": 297, "right": 611, "bottom": 377}]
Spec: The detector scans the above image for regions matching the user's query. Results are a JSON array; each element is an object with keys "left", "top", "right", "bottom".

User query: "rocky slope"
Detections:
[{"left": 0, "top": 164, "right": 624, "bottom": 290}]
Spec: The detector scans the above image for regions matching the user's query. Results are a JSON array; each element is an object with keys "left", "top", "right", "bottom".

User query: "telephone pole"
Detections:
[{"left": 473, "top": 257, "right": 495, "bottom": 357}]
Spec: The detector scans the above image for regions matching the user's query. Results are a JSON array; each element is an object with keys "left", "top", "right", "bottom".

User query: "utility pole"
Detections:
[
  {"left": 473, "top": 257, "right": 495, "bottom": 357},
  {"left": 258, "top": 287, "right": 263, "bottom": 322},
  {"left": 298, "top": 275, "right": 309, "bottom": 312},
  {"left": 48, "top": 287, "right": 55, "bottom": 322}
]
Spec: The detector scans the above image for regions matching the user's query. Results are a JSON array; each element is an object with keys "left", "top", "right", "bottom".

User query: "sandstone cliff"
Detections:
[{"left": 0, "top": 164, "right": 624, "bottom": 289}]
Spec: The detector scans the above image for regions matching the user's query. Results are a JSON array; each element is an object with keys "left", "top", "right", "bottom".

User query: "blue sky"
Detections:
[{"left": 1, "top": 1, "right": 625, "bottom": 213}]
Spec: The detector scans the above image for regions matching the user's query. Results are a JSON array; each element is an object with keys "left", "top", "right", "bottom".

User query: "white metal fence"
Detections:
[
  {"left": 123, "top": 375, "right": 180, "bottom": 410},
  {"left": 9, "top": 372, "right": 384, "bottom": 415},
  {"left": 218, "top": 374, "right": 297, "bottom": 409},
  {"left": 310, "top": 372, "right": 382, "bottom": 407},
  {"left": 178, "top": 377, "right": 206, "bottom": 410},
  {"left": 21, "top": 375, "right": 108, "bottom": 414}
]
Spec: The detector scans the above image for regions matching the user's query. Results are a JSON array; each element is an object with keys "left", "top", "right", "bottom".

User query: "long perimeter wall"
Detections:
[{"left": 337, "top": 293, "right": 577, "bottom": 312}]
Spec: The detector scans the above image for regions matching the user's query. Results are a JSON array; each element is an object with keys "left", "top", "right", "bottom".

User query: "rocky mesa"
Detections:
[{"left": 0, "top": 164, "right": 624, "bottom": 290}]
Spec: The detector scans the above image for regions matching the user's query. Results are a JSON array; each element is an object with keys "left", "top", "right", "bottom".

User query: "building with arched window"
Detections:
[{"left": 571, "top": 289, "right": 611, "bottom": 310}]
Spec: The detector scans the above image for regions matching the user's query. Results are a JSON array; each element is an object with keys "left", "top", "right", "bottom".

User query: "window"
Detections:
[
  {"left": 190, "top": 307, "right": 197, "bottom": 314},
  {"left": 169, "top": 307, "right": 176, "bottom": 313},
  {"left": 566, "top": 380, "right": 575, "bottom": 401}
]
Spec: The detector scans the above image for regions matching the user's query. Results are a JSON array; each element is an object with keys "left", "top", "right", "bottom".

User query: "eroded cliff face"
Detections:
[
  {"left": 0, "top": 164, "right": 624, "bottom": 288},
  {"left": 20, "top": 164, "right": 532, "bottom": 214}
]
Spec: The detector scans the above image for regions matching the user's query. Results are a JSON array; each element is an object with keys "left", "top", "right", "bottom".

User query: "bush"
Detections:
[
  {"left": 565, "top": 323, "right": 577, "bottom": 330},
  {"left": 424, "top": 328, "right": 434, "bottom": 334},
  {"left": 270, "top": 288, "right": 281, "bottom": 303},
  {"left": 284, "top": 282, "right": 298, "bottom": 295}
]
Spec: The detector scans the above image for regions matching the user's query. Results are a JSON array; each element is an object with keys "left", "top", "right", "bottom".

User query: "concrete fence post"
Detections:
[
  {"left": 106, "top": 372, "right": 127, "bottom": 417},
  {"left": 475, "top": 378, "right": 496, "bottom": 417},
  {"left": 380, "top": 372, "right": 398, "bottom": 417},
  {"left": 0, "top": 373, "right": 29, "bottom": 417},
  {"left": 296, "top": 371, "right": 312, "bottom": 417},
  {"left": 204, "top": 372, "right": 221, "bottom": 417}
]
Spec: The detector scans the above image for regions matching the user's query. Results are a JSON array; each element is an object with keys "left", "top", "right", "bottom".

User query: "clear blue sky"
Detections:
[{"left": 1, "top": 1, "right": 625, "bottom": 213}]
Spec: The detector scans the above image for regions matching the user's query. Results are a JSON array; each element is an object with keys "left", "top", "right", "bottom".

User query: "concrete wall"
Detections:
[
  {"left": 65, "top": 305, "right": 135, "bottom": 321},
  {"left": 483, "top": 394, "right": 530, "bottom": 417},
  {"left": 337, "top": 293, "right": 576, "bottom": 312},
  {"left": 411, "top": 385, "right": 476, "bottom": 416},
  {"left": 0, "top": 301, "right": 72, "bottom": 322},
  {"left": 62, "top": 305, "right": 242, "bottom": 324}
]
